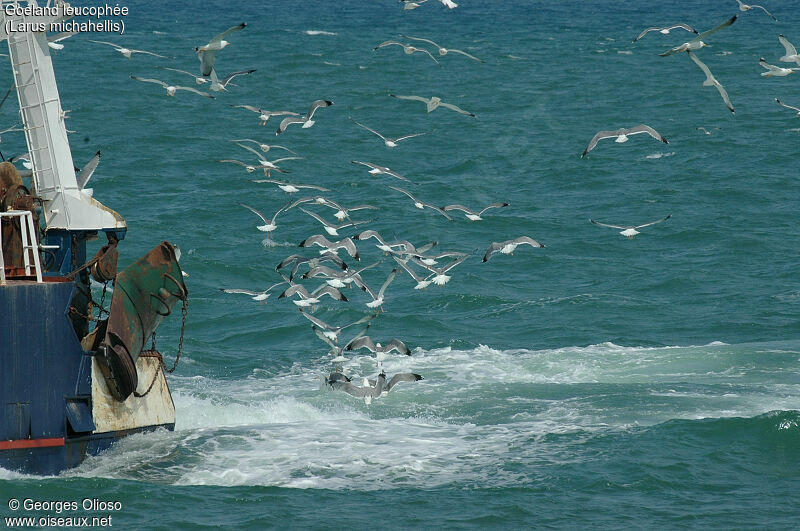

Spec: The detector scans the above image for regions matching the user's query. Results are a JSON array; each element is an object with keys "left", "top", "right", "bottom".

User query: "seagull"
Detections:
[
  {"left": 240, "top": 202, "right": 289, "bottom": 238},
  {"left": 590, "top": 215, "right": 672, "bottom": 239},
  {"left": 351, "top": 160, "right": 411, "bottom": 182},
  {"left": 196, "top": 23, "right": 247, "bottom": 76},
  {"left": 438, "top": 0, "right": 458, "bottom": 8},
  {"left": 303, "top": 261, "right": 380, "bottom": 289},
  {"left": 400, "top": 35, "right": 484, "bottom": 62},
  {"left": 373, "top": 41, "right": 440, "bottom": 64},
  {"left": 483, "top": 237, "right": 544, "bottom": 262},
  {"left": 778, "top": 35, "right": 800, "bottom": 66},
  {"left": 400, "top": 0, "right": 430, "bottom": 10},
  {"left": 230, "top": 139, "right": 297, "bottom": 155},
  {"left": 352, "top": 120, "right": 426, "bottom": 148},
  {"left": 696, "top": 127, "right": 712, "bottom": 135},
  {"left": 299, "top": 207, "right": 372, "bottom": 237},
  {"left": 162, "top": 67, "right": 210, "bottom": 85},
  {"left": 760, "top": 57, "right": 800, "bottom": 77},
  {"left": 276, "top": 252, "right": 347, "bottom": 281},
  {"left": 47, "top": 30, "right": 78, "bottom": 50},
  {"left": 735, "top": 0, "right": 777, "bottom": 21},
  {"left": 279, "top": 282, "right": 348, "bottom": 307},
  {"left": 316, "top": 325, "right": 371, "bottom": 363},
  {"left": 411, "top": 255, "right": 468, "bottom": 285},
  {"left": 219, "top": 280, "right": 288, "bottom": 301},
  {"left": 276, "top": 100, "right": 334, "bottom": 135},
  {"left": 130, "top": 76, "right": 214, "bottom": 98},
  {"left": 581, "top": 125, "right": 668, "bottom": 158},
  {"left": 289, "top": 196, "right": 378, "bottom": 221},
  {"left": 220, "top": 159, "right": 261, "bottom": 173},
  {"left": 364, "top": 268, "right": 397, "bottom": 310},
  {"left": 388, "top": 185, "right": 452, "bottom": 219},
  {"left": 390, "top": 94, "right": 475, "bottom": 117},
  {"left": 329, "top": 372, "right": 423, "bottom": 404},
  {"left": 345, "top": 336, "right": 411, "bottom": 357},
  {"left": 659, "top": 15, "right": 737, "bottom": 56},
  {"left": 89, "top": 40, "right": 167, "bottom": 58},
  {"left": 298, "top": 310, "right": 377, "bottom": 342},
  {"left": 253, "top": 178, "right": 329, "bottom": 195},
  {"left": 236, "top": 142, "right": 302, "bottom": 175},
  {"left": 442, "top": 202, "right": 508, "bottom": 221},
  {"left": 776, "top": 98, "right": 800, "bottom": 116},
  {"left": 231, "top": 105, "right": 300, "bottom": 126},
  {"left": 392, "top": 256, "right": 434, "bottom": 289},
  {"left": 632, "top": 24, "right": 698, "bottom": 43},
  {"left": 354, "top": 230, "right": 408, "bottom": 254},
  {"left": 299, "top": 234, "right": 360, "bottom": 259},
  {"left": 686, "top": 51, "right": 734, "bottom": 113},
  {"left": 209, "top": 69, "right": 256, "bottom": 92}
]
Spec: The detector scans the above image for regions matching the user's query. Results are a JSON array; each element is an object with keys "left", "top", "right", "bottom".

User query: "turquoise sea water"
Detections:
[{"left": 2, "top": 0, "right": 800, "bottom": 527}]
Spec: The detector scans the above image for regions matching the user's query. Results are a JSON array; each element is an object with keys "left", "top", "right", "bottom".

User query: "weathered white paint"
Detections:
[{"left": 91, "top": 356, "right": 175, "bottom": 433}]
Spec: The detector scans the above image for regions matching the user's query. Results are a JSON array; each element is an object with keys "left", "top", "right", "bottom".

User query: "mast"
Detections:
[{"left": 0, "top": 0, "right": 124, "bottom": 232}]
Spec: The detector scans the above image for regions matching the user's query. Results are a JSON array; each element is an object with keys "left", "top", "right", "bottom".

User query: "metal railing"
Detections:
[{"left": 0, "top": 209, "right": 42, "bottom": 283}]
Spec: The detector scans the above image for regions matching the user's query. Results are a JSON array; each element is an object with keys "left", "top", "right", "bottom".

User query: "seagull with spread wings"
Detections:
[
  {"left": 659, "top": 15, "right": 737, "bottom": 56},
  {"left": 590, "top": 215, "right": 672, "bottom": 239},
  {"left": 352, "top": 120, "right": 426, "bottom": 148},
  {"left": 581, "top": 125, "right": 668, "bottom": 158},
  {"left": 130, "top": 76, "right": 214, "bottom": 98},
  {"left": 687, "top": 51, "right": 734, "bottom": 113},
  {"left": 196, "top": 23, "right": 247, "bottom": 76},
  {"left": 390, "top": 94, "right": 475, "bottom": 117},
  {"left": 90, "top": 40, "right": 167, "bottom": 58},
  {"left": 401, "top": 35, "right": 484, "bottom": 62},
  {"left": 632, "top": 23, "right": 698, "bottom": 43}
]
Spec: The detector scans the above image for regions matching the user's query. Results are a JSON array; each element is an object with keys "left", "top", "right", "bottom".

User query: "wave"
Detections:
[{"left": 304, "top": 30, "right": 337, "bottom": 36}]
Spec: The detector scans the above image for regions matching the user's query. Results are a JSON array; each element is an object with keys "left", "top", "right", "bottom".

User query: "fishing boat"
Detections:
[{"left": 0, "top": 0, "right": 187, "bottom": 475}]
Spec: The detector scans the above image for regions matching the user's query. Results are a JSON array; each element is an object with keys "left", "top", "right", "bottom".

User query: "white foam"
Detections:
[{"left": 305, "top": 30, "right": 337, "bottom": 36}]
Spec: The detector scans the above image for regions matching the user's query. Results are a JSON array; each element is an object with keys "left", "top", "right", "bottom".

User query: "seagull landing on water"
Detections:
[
  {"left": 240, "top": 202, "right": 289, "bottom": 239},
  {"left": 390, "top": 94, "right": 475, "bottom": 117},
  {"left": 231, "top": 105, "right": 300, "bottom": 126},
  {"left": 373, "top": 41, "right": 440, "bottom": 64},
  {"left": 400, "top": 35, "right": 484, "bottom": 62},
  {"left": 687, "top": 51, "right": 734, "bottom": 113},
  {"left": 776, "top": 99, "right": 800, "bottom": 117},
  {"left": 352, "top": 119, "right": 426, "bottom": 148},
  {"left": 196, "top": 23, "right": 247, "bottom": 76},
  {"left": 276, "top": 100, "right": 334, "bottom": 135},
  {"left": 590, "top": 215, "right": 672, "bottom": 239},
  {"left": 632, "top": 24, "right": 698, "bottom": 43},
  {"left": 483, "top": 237, "right": 545, "bottom": 262},
  {"left": 760, "top": 57, "right": 800, "bottom": 77},
  {"left": 778, "top": 35, "right": 800, "bottom": 66},
  {"left": 89, "top": 40, "right": 167, "bottom": 58},
  {"left": 130, "top": 76, "right": 214, "bottom": 98},
  {"left": 581, "top": 125, "right": 668, "bottom": 158},
  {"left": 735, "top": 0, "right": 777, "bottom": 21},
  {"left": 659, "top": 15, "right": 737, "bottom": 57}
]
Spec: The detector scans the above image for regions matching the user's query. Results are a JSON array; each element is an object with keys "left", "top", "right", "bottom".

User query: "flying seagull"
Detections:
[
  {"left": 230, "top": 139, "right": 297, "bottom": 155},
  {"left": 276, "top": 100, "right": 334, "bottom": 135},
  {"left": 632, "top": 23, "right": 698, "bottom": 43},
  {"left": 483, "top": 237, "right": 545, "bottom": 262},
  {"left": 253, "top": 178, "right": 328, "bottom": 194},
  {"left": 47, "top": 30, "right": 78, "bottom": 50},
  {"left": 778, "top": 35, "right": 800, "bottom": 66},
  {"left": 352, "top": 120, "right": 426, "bottom": 148},
  {"left": 659, "top": 15, "right": 737, "bottom": 56},
  {"left": 373, "top": 40, "right": 440, "bottom": 64},
  {"left": 231, "top": 105, "right": 300, "bottom": 126},
  {"left": 298, "top": 310, "right": 377, "bottom": 342},
  {"left": 590, "top": 215, "right": 672, "bottom": 239},
  {"left": 388, "top": 185, "right": 452, "bottom": 219},
  {"left": 442, "top": 202, "right": 508, "bottom": 221},
  {"left": 390, "top": 94, "right": 475, "bottom": 117},
  {"left": 163, "top": 67, "right": 209, "bottom": 85},
  {"left": 130, "top": 76, "right": 215, "bottom": 98},
  {"left": 392, "top": 256, "right": 434, "bottom": 290},
  {"left": 345, "top": 336, "right": 411, "bottom": 356},
  {"left": 209, "top": 69, "right": 257, "bottom": 92},
  {"left": 411, "top": 255, "right": 468, "bottom": 286},
  {"left": 581, "top": 125, "right": 668, "bottom": 158},
  {"left": 196, "top": 23, "right": 247, "bottom": 76},
  {"left": 240, "top": 202, "right": 289, "bottom": 238},
  {"left": 303, "top": 261, "right": 379, "bottom": 290},
  {"left": 316, "top": 325, "right": 371, "bottom": 363},
  {"left": 760, "top": 57, "right": 800, "bottom": 77},
  {"left": 400, "top": 35, "right": 484, "bottom": 62},
  {"left": 351, "top": 160, "right": 411, "bottom": 182},
  {"left": 364, "top": 268, "right": 397, "bottom": 310},
  {"left": 299, "top": 234, "right": 361, "bottom": 259},
  {"left": 289, "top": 196, "right": 377, "bottom": 221},
  {"left": 276, "top": 252, "right": 347, "bottom": 281},
  {"left": 687, "top": 51, "right": 734, "bottom": 113},
  {"left": 76, "top": 150, "right": 101, "bottom": 190},
  {"left": 776, "top": 98, "right": 800, "bottom": 116},
  {"left": 219, "top": 280, "right": 288, "bottom": 301},
  {"left": 89, "top": 40, "right": 167, "bottom": 58},
  {"left": 279, "top": 283, "right": 348, "bottom": 307},
  {"left": 735, "top": 0, "right": 777, "bottom": 21},
  {"left": 298, "top": 207, "right": 372, "bottom": 236}
]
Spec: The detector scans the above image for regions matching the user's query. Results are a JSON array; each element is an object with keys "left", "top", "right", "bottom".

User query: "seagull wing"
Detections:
[
  {"left": 353, "top": 120, "right": 387, "bottom": 141},
  {"left": 221, "top": 69, "right": 257, "bottom": 85},
  {"left": 442, "top": 204, "right": 477, "bottom": 215},
  {"left": 511, "top": 236, "right": 545, "bottom": 248},
  {"left": 384, "top": 373, "right": 422, "bottom": 392},
  {"left": 48, "top": 31, "right": 78, "bottom": 44},
  {"left": 387, "top": 185, "right": 419, "bottom": 202},
  {"left": 174, "top": 85, "right": 215, "bottom": 98},
  {"left": 345, "top": 335, "right": 377, "bottom": 352},
  {"left": 776, "top": 99, "right": 800, "bottom": 112},
  {"left": 130, "top": 49, "right": 167, "bottom": 58},
  {"left": 236, "top": 142, "right": 265, "bottom": 160},
  {"left": 393, "top": 256, "right": 426, "bottom": 282},
  {"left": 447, "top": 48, "right": 484, "bottom": 62},
  {"left": 482, "top": 242, "right": 505, "bottom": 262},
  {"left": 401, "top": 35, "right": 440, "bottom": 48},
  {"left": 438, "top": 101, "right": 475, "bottom": 116},
  {"left": 76, "top": 150, "right": 101, "bottom": 190},
  {"left": 687, "top": 52, "right": 734, "bottom": 113},
  {"left": 384, "top": 339, "right": 411, "bottom": 356},
  {"left": 240, "top": 203, "right": 269, "bottom": 224},
  {"left": 231, "top": 104, "right": 262, "bottom": 113},
  {"left": 354, "top": 230, "right": 387, "bottom": 246},
  {"left": 590, "top": 219, "right": 629, "bottom": 230},
  {"left": 778, "top": 35, "right": 799, "bottom": 64},
  {"left": 130, "top": 76, "right": 168, "bottom": 88},
  {"left": 351, "top": 160, "right": 378, "bottom": 171},
  {"left": 307, "top": 100, "right": 333, "bottom": 120},
  {"left": 280, "top": 283, "right": 311, "bottom": 300},
  {"left": 477, "top": 202, "right": 509, "bottom": 215},
  {"left": 624, "top": 124, "right": 669, "bottom": 143},
  {"left": 220, "top": 288, "right": 264, "bottom": 296},
  {"left": 633, "top": 214, "right": 671, "bottom": 229},
  {"left": 298, "top": 309, "right": 331, "bottom": 329},
  {"left": 417, "top": 48, "right": 440, "bottom": 64},
  {"left": 581, "top": 129, "right": 624, "bottom": 157},
  {"left": 693, "top": 14, "right": 737, "bottom": 42},
  {"left": 164, "top": 67, "right": 199, "bottom": 78},
  {"left": 300, "top": 234, "right": 336, "bottom": 249},
  {"left": 198, "top": 50, "right": 217, "bottom": 76},
  {"left": 300, "top": 207, "right": 334, "bottom": 228},
  {"left": 312, "top": 325, "right": 338, "bottom": 349},
  {"left": 276, "top": 116, "right": 306, "bottom": 135},
  {"left": 377, "top": 268, "right": 398, "bottom": 299},
  {"left": 330, "top": 380, "right": 374, "bottom": 398},
  {"left": 383, "top": 168, "right": 411, "bottom": 182},
  {"left": 389, "top": 94, "right": 430, "bottom": 104},
  {"left": 393, "top": 132, "right": 427, "bottom": 142},
  {"left": 751, "top": 4, "right": 777, "bottom": 21},
  {"left": 374, "top": 40, "right": 405, "bottom": 50},
  {"left": 208, "top": 23, "right": 247, "bottom": 47}
]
